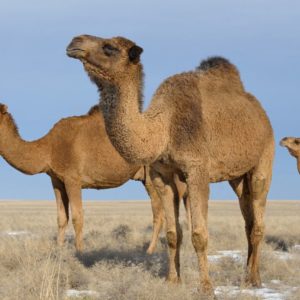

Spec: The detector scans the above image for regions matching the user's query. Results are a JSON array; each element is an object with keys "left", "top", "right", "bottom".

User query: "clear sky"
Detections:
[{"left": 0, "top": 0, "right": 299, "bottom": 200}]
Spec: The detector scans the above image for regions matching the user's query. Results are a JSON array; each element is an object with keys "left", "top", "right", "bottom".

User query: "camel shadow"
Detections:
[
  {"left": 265, "top": 235, "right": 293, "bottom": 252},
  {"left": 76, "top": 243, "right": 168, "bottom": 278}
]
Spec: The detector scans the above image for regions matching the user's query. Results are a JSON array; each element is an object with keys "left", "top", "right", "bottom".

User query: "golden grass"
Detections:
[{"left": 0, "top": 200, "right": 299, "bottom": 299}]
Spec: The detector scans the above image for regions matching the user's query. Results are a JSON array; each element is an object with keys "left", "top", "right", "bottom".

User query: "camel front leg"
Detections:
[
  {"left": 150, "top": 170, "right": 182, "bottom": 283},
  {"left": 65, "top": 181, "right": 84, "bottom": 252},
  {"left": 51, "top": 177, "right": 69, "bottom": 247},
  {"left": 186, "top": 166, "right": 213, "bottom": 295}
]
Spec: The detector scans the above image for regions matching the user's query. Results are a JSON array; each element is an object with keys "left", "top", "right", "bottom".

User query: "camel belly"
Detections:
[{"left": 208, "top": 139, "right": 264, "bottom": 183}]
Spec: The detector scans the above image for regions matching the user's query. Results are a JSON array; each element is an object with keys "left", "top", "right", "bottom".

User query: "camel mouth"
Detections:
[
  {"left": 280, "top": 137, "right": 291, "bottom": 147},
  {"left": 280, "top": 140, "right": 287, "bottom": 147},
  {"left": 66, "top": 47, "right": 85, "bottom": 59},
  {"left": 66, "top": 37, "right": 87, "bottom": 59}
]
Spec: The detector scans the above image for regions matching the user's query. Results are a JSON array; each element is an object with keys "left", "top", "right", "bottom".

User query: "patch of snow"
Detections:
[
  {"left": 270, "top": 280, "right": 281, "bottom": 284},
  {"left": 66, "top": 289, "right": 99, "bottom": 298},
  {"left": 215, "top": 285, "right": 239, "bottom": 296},
  {"left": 2, "top": 230, "right": 31, "bottom": 236},
  {"left": 215, "top": 286, "right": 285, "bottom": 300},
  {"left": 273, "top": 251, "right": 293, "bottom": 260},
  {"left": 243, "top": 287, "right": 285, "bottom": 300},
  {"left": 293, "top": 244, "right": 300, "bottom": 251},
  {"left": 215, "top": 284, "right": 298, "bottom": 300},
  {"left": 208, "top": 250, "right": 242, "bottom": 263}
]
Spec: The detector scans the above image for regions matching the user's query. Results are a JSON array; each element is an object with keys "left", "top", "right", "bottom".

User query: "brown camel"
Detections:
[
  {"left": 0, "top": 103, "right": 187, "bottom": 252},
  {"left": 66, "top": 35, "right": 274, "bottom": 294},
  {"left": 280, "top": 137, "right": 300, "bottom": 173}
]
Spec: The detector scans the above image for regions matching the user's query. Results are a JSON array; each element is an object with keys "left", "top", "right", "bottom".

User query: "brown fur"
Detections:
[
  {"left": 67, "top": 35, "right": 274, "bottom": 294},
  {"left": 0, "top": 103, "right": 186, "bottom": 252},
  {"left": 280, "top": 137, "right": 300, "bottom": 173}
]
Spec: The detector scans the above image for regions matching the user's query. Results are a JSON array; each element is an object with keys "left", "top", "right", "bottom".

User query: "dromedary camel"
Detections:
[
  {"left": 280, "top": 137, "right": 300, "bottom": 173},
  {"left": 0, "top": 103, "right": 187, "bottom": 252},
  {"left": 66, "top": 35, "right": 274, "bottom": 294}
]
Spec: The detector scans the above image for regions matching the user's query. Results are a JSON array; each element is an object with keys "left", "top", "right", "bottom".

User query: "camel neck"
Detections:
[
  {"left": 0, "top": 121, "right": 49, "bottom": 175},
  {"left": 99, "top": 75, "right": 167, "bottom": 165}
]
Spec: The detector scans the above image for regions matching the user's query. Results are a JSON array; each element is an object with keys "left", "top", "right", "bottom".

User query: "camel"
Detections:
[
  {"left": 280, "top": 137, "right": 300, "bottom": 173},
  {"left": 66, "top": 35, "right": 274, "bottom": 294},
  {"left": 0, "top": 103, "right": 187, "bottom": 253}
]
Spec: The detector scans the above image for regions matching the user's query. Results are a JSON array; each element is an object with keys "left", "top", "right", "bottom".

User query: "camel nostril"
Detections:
[{"left": 282, "top": 137, "right": 288, "bottom": 141}]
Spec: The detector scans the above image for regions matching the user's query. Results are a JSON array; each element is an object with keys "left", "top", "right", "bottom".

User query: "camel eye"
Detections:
[
  {"left": 103, "top": 44, "right": 119, "bottom": 57},
  {"left": 295, "top": 140, "right": 300, "bottom": 145}
]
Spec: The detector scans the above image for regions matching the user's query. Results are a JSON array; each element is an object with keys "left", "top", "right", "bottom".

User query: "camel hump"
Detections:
[
  {"left": 197, "top": 56, "right": 240, "bottom": 77},
  {"left": 88, "top": 105, "right": 100, "bottom": 115},
  {"left": 196, "top": 56, "right": 244, "bottom": 91},
  {"left": 197, "top": 56, "right": 233, "bottom": 71}
]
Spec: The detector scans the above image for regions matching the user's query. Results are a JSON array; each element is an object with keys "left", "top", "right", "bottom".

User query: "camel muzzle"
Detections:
[
  {"left": 280, "top": 137, "right": 288, "bottom": 147},
  {"left": 66, "top": 37, "right": 86, "bottom": 58}
]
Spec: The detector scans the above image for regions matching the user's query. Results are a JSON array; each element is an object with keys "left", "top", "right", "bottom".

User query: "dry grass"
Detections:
[{"left": 0, "top": 200, "right": 299, "bottom": 300}]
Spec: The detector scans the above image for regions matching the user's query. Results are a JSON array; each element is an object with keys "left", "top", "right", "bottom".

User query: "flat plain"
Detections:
[{"left": 0, "top": 200, "right": 299, "bottom": 300}]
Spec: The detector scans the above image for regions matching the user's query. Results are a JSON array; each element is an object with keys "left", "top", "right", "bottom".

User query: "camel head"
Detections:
[
  {"left": 0, "top": 103, "right": 18, "bottom": 145},
  {"left": 0, "top": 104, "right": 8, "bottom": 114},
  {"left": 66, "top": 34, "right": 143, "bottom": 87},
  {"left": 280, "top": 137, "right": 300, "bottom": 174},
  {"left": 0, "top": 103, "right": 9, "bottom": 127}
]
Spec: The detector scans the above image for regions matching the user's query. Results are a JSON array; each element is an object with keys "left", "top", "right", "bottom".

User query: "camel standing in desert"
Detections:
[
  {"left": 67, "top": 35, "right": 274, "bottom": 294},
  {"left": 280, "top": 137, "right": 300, "bottom": 173},
  {"left": 0, "top": 103, "right": 187, "bottom": 252}
]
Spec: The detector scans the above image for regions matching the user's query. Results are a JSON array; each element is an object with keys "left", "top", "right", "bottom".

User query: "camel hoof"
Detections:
[
  {"left": 244, "top": 273, "right": 262, "bottom": 288},
  {"left": 200, "top": 279, "right": 214, "bottom": 296},
  {"left": 146, "top": 245, "right": 155, "bottom": 255},
  {"left": 75, "top": 243, "right": 84, "bottom": 253},
  {"left": 166, "top": 276, "right": 181, "bottom": 284}
]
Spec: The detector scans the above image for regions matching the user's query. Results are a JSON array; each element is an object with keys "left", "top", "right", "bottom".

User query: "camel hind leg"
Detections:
[
  {"left": 246, "top": 158, "right": 273, "bottom": 287},
  {"left": 142, "top": 170, "right": 164, "bottom": 255},
  {"left": 230, "top": 143, "right": 274, "bottom": 287},
  {"left": 145, "top": 171, "right": 189, "bottom": 254},
  {"left": 150, "top": 169, "right": 182, "bottom": 283},
  {"left": 51, "top": 177, "right": 69, "bottom": 247},
  {"left": 229, "top": 175, "right": 253, "bottom": 264},
  {"left": 64, "top": 181, "right": 84, "bottom": 252}
]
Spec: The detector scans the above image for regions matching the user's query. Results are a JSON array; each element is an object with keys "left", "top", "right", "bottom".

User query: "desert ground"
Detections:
[{"left": 0, "top": 199, "right": 299, "bottom": 300}]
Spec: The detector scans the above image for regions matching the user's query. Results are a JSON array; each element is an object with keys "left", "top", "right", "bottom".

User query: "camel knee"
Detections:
[
  {"left": 192, "top": 228, "right": 208, "bottom": 252},
  {"left": 250, "top": 224, "right": 265, "bottom": 245},
  {"left": 57, "top": 217, "right": 68, "bottom": 229},
  {"left": 251, "top": 174, "right": 266, "bottom": 196},
  {"left": 166, "top": 230, "right": 178, "bottom": 249},
  {"left": 72, "top": 212, "right": 83, "bottom": 229}
]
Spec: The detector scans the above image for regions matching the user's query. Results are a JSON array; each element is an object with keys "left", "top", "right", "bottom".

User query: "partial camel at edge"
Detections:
[
  {"left": 67, "top": 34, "right": 274, "bottom": 295},
  {"left": 0, "top": 103, "right": 188, "bottom": 253},
  {"left": 280, "top": 137, "right": 300, "bottom": 174}
]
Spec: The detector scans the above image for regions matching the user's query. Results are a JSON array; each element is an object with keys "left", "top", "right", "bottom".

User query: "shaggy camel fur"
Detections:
[
  {"left": 67, "top": 35, "right": 274, "bottom": 294},
  {"left": 0, "top": 103, "right": 186, "bottom": 252},
  {"left": 280, "top": 137, "right": 300, "bottom": 174}
]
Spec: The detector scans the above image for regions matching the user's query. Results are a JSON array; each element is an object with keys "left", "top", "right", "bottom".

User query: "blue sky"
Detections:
[{"left": 0, "top": 0, "right": 299, "bottom": 200}]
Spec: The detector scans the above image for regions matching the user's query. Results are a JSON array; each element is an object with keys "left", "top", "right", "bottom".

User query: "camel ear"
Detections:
[
  {"left": 128, "top": 45, "right": 143, "bottom": 63},
  {"left": 0, "top": 104, "right": 8, "bottom": 114}
]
